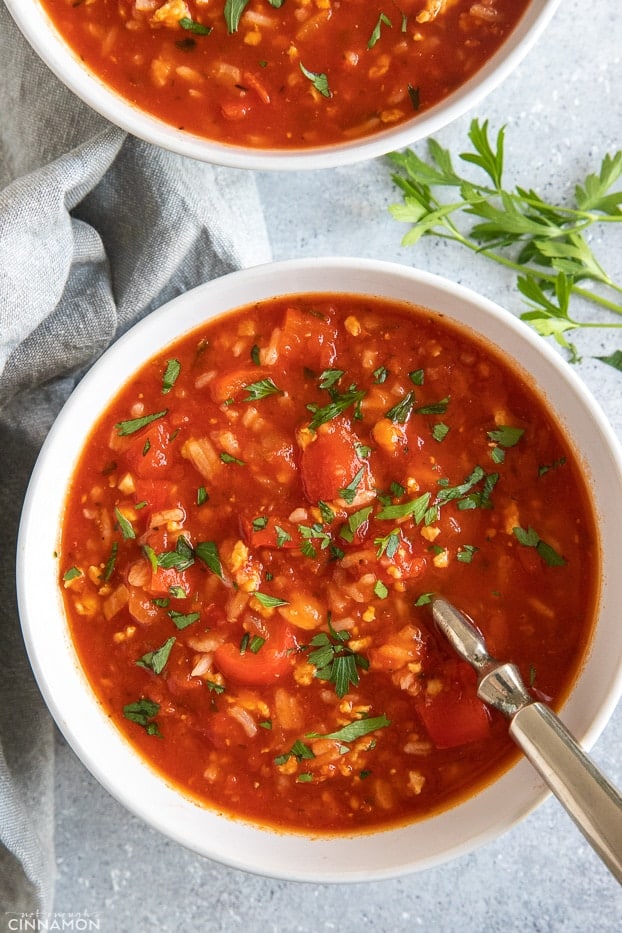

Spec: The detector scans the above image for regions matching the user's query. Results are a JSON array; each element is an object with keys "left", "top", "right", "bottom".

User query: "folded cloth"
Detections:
[{"left": 0, "top": 2, "right": 271, "bottom": 917}]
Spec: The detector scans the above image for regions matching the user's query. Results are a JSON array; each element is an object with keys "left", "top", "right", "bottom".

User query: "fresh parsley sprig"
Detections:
[
  {"left": 389, "top": 119, "right": 622, "bottom": 366},
  {"left": 307, "top": 616, "right": 369, "bottom": 697}
]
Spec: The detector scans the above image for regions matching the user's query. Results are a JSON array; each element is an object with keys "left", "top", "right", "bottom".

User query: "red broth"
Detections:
[
  {"left": 60, "top": 294, "right": 598, "bottom": 833},
  {"left": 40, "top": 0, "right": 531, "bottom": 149}
]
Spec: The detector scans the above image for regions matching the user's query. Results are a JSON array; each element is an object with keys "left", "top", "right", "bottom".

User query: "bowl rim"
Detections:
[
  {"left": 4, "top": 0, "right": 562, "bottom": 171},
  {"left": 16, "top": 256, "right": 622, "bottom": 881}
]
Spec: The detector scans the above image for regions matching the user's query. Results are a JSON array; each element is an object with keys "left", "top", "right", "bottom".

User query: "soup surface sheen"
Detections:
[
  {"left": 60, "top": 294, "right": 597, "bottom": 833},
  {"left": 39, "top": 0, "right": 530, "bottom": 149}
]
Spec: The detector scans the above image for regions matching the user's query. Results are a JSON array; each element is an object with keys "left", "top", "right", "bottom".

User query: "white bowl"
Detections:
[
  {"left": 17, "top": 257, "right": 622, "bottom": 881},
  {"left": 5, "top": 0, "right": 561, "bottom": 171}
]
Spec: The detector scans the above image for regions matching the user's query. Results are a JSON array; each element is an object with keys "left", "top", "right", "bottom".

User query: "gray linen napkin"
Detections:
[{"left": 0, "top": 2, "right": 271, "bottom": 917}]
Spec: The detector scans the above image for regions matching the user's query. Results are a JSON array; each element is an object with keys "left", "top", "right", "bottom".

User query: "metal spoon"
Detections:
[{"left": 431, "top": 596, "right": 622, "bottom": 884}]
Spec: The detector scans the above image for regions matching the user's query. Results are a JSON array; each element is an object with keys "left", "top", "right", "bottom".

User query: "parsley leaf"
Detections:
[
  {"left": 299, "top": 63, "right": 332, "bottom": 98},
  {"left": 123, "top": 699, "right": 162, "bottom": 736},
  {"left": 116, "top": 410, "right": 168, "bottom": 436},
  {"left": 306, "top": 714, "right": 391, "bottom": 743},
  {"left": 243, "top": 378, "right": 283, "bottom": 401},
  {"left": 136, "top": 636, "right": 176, "bottom": 674},
  {"left": 307, "top": 387, "right": 366, "bottom": 430},
  {"left": 162, "top": 359, "right": 181, "bottom": 393},
  {"left": 179, "top": 16, "right": 212, "bottom": 35},
  {"left": 513, "top": 525, "right": 567, "bottom": 566},
  {"left": 307, "top": 618, "right": 369, "bottom": 697},
  {"left": 389, "top": 119, "right": 622, "bottom": 362}
]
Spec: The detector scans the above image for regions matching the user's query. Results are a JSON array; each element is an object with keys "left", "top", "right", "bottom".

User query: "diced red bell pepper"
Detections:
[
  {"left": 214, "top": 624, "right": 296, "bottom": 686},
  {"left": 122, "top": 420, "right": 173, "bottom": 478},
  {"left": 416, "top": 660, "right": 491, "bottom": 749},
  {"left": 133, "top": 479, "right": 179, "bottom": 514},
  {"left": 300, "top": 418, "right": 371, "bottom": 503},
  {"left": 278, "top": 306, "right": 337, "bottom": 369}
]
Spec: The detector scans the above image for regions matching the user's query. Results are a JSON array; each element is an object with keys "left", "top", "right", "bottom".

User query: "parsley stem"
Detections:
[{"left": 433, "top": 229, "right": 622, "bottom": 317}]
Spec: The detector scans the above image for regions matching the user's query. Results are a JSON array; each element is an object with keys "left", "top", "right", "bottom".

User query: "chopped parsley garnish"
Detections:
[
  {"left": 195, "top": 540, "right": 224, "bottom": 579},
  {"left": 338, "top": 505, "right": 373, "bottom": 543},
  {"left": 298, "top": 523, "right": 332, "bottom": 556},
  {"left": 339, "top": 466, "right": 366, "bottom": 504},
  {"left": 206, "top": 681, "right": 225, "bottom": 694},
  {"left": 243, "top": 378, "right": 283, "bottom": 401},
  {"left": 274, "top": 739, "right": 315, "bottom": 766},
  {"left": 197, "top": 486, "right": 209, "bottom": 506},
  {"left": 385, "top": 391, "right": 415, "bottom": 423},
  {"left": 318, "top": 369, "right": 344, "bottom": 389},
  {"left": 136, "top": 637, "right": 176, "bottom": 674},
  {"left": 299, "top": 63, "right": 332, "bottom": 98},
  {"left": 374, "top": 580, "right": 389, "bottom": 599},
  {"left": 223, "top": 0, "right": 250, "bottom": 33},
  {"left": 306, "top": 714, "right": 391, "bottom": 743},
  {"left": 318, "top": 500, "right": 336, "bottom": 523},
  {"left": 115, "top": 410, "right": 168, "bottom": 436},
  {"left": 308, "top": 387, "right": 366, "bottom": 430},
  {"left": 488, "top": 425, "right": 524, "bottom": 463},
  {"left": 457, "top": 544, "right": 478, "bottom": 564},
  {"left": 513, "top": 526, "right": 567, "bottom": 566},
  {"left": 432, "top": 422, "right": 449, "bottom": 442},
  {"left": 63, "top": 566, "right": 81, "bottom": 582},
  {"left": 122, "top": 699, "right": 161, "bottom": 737},
  {"left": 415, "top": 592, "right": 434, "bottom": 606},
  {"left": 220, "top": 452, "right": 245, "bottom": 465},
  {"left": 376, "top": 491, "right": 431, "bottom": 523},
  {"left": 169, "top": 609, "right": 201, "bottom": 630},
  {"left": 102, "top": 542, "right": 118, "bottom": 582},
  {"left": 409, "top": 368, "right": 425, "bottom": 385},
  {"left": 368, "top": 12, "right": 392, "bottom": 49},
  {"left": 179, "top": 16, "right": 212, "bottom": 35},
  {"left": 252, "top": 515, "right": 269, "bottom": 531},
  {"left": 253, "top": 592, "right": 289, "bottom": 608},
  {"left": 114, "top": 507, "right": 135, "bottom": 540},
  {"left": 157, "top": 535, "right": 194, "bottom": 571},
  {"left": 307, "top": 617, "right": 369, "bottom": 697},
  {"left": 249, "top": 635, "right": 265, "bottom": 654},
  {"left": 375, "top": 528, "right": 400, "bottom": 559},
  {"left": 416, "top": 396, "right": 450, "bottom": 415},
  {"left": 539, "top": 456, "right": 567, "bottom": 476},
  {"left": 373, "top": 365, "right": 389, "bottom": 383},
  {"left": 162, "top": 359, "right": 181, "bottom": 394},
  {"left": 274, "top": 525, "right": 292, "bottom": 547}
]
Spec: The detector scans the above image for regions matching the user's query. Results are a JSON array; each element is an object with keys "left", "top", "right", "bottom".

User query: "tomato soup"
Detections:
[
  {"left": 60, "top": 294, "right": 598, "bottom": 833},
  {"left": 39, "top": 0, "right": 531, "bottom": 149}
]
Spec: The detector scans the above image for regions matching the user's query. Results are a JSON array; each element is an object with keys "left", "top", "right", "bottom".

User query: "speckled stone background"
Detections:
[{"left": 51, "top": 0, "right": 622, "bottom": 928}]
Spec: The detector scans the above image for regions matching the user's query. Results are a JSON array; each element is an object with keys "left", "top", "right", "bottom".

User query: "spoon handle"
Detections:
[
  {"left": 431, "top": 597, "right": 622, "bottom": 884},
  {"left": 509, "top": 702, "right": 622, "bottom": 884}
]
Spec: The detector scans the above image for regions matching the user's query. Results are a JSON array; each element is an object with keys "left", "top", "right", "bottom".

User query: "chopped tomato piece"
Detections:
[
  {"left": 278, "top": 306, "right": 336, "bottom": 369},
  {"left": 221, "top": 99, "right": 252, "bottom": 121},
  {"left": 133, "top": 479, "right": 179, "bottom": 514},
  {"left": 300, "top": 418, "right": 372, "bottom": 503},
  {"left": 122, "top": 420, "right": 174, "bottom": 478},
  {"left": 214, "top": 624, "right": 296, "bottom": 686},
  {"left": 416, "top": 661, "right": 491, "bottom": 748}
]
